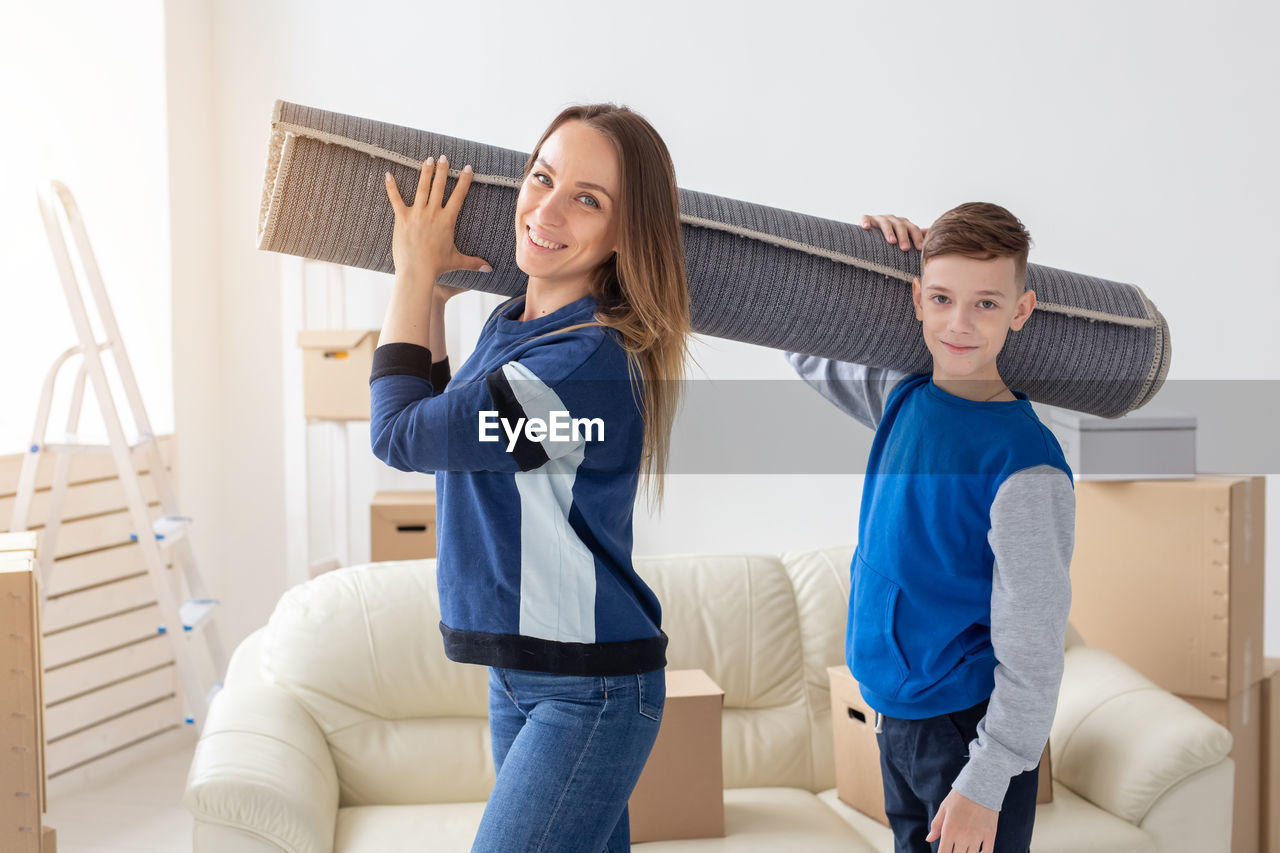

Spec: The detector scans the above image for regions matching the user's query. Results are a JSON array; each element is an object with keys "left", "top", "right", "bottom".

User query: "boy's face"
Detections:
[{"left": 912, "top": 254, "right": 1036, "bottom": 383}]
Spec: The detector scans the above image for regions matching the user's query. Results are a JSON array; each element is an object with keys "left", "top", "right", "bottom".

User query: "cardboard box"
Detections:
[
  {"left": 297, "top": 329, "right": 379, "bottom": 420},
  {"left": 1, "top": 551, "right": 45, "bottom": 853},
  {"left": 370, "top": 491, "right": 437, "bottom": 562},
  {"left": 629, "top": 669, "right": 725, "bottom": 843},
  {"left": 829, "top": 665, "right": 890, "bottom": 824},
  {"left": 1181, "top": 683, "right": 1264, "bottom": 853},
  {"left": 828, "top": 665, "right": 1051, "bottom": 825},
  {"left": 1069, "top": 476, "right": 1265, "bottom": 700},
  {"left": 0, "top": 532, "right": 39, "bottom": 556},
  {"left": 1047, "top": 409, "right": 1196, "bottom": 480},
  {"left": 41, "top": 825, "right": 55, "bottom": 853},
  {"left": 1263, "top": 659, "right": 1279, "bottom": 853}
]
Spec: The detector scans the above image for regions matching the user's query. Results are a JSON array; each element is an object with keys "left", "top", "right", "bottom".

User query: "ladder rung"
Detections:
[
  {"left": 178, "top": 598, "right": 219, "bottom": 632},
  {"left": 39, "top": 433, "right": 156, "bottom": 456},
  {"left": 130, "top": 516, "right": 191, "bottom": 544}
]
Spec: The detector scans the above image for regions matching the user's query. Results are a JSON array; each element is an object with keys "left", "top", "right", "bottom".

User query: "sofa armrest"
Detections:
[
  {"left": 1051, "top": 646, "right": 1234, "bottom": 825},
  {"left": 184, "top": 685, "right": 339, "bottom": 853}
]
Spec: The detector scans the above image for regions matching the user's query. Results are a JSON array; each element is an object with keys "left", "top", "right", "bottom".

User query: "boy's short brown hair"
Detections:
[{"left": 921, "top": 202, "right": 1032, "bottom": 290}]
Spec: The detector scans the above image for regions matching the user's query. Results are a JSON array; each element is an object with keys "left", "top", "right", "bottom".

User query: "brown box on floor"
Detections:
[
  {"left": 298, "top": 329, "right": 379, "bottom": 420},
  {"left": 1, "top": 533, "right": 46, "bottom": 853},
  {"left": 828, "top": 665, "right": 1052, "bottom": 826},
  {"left": 1263, "top": 659, "right": 1280, "bottom": 853},
  {"left": 829, "top": 665, "right": 890, "bottom": 824},
  {"left": 370, "top": 491, "right": 437, "bottom": 561},
  {"left": 629, "top": 669, "right": 725, "bottom": 843},
  {"left": 1181, "top": 683, "right": 1264, "bottom": 853},
  {"left": 41, "top": 825, "right": 55, "bottom": 852},
  {"left": 1069, "top": 476, "right": 1265, "bottom": 701}
]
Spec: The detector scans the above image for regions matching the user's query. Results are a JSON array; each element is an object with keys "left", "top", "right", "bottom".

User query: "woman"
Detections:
[{"left": 369, "top": 104, "right": 690, "bottom": 852}]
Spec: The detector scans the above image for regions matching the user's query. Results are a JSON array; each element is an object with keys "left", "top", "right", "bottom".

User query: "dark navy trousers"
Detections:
[{"left": 875, "top": 698, "right": 1040, "bottom": 853}]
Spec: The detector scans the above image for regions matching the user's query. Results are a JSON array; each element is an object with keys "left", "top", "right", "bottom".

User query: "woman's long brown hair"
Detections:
[{"left": 522, "top": 104, "right": 690, "bottom": 505}]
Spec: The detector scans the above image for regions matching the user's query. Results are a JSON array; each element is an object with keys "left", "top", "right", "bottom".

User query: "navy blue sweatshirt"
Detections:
[{"left": 369, "top": 294, "right": 665, "bottom": 677}]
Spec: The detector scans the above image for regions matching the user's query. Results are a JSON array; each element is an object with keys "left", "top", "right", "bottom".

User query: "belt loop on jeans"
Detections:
[{"left": 874, "top": 711, "right": 884, "bottom": 734}]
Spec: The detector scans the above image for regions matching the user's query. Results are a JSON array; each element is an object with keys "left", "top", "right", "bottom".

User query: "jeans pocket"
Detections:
[
  {"left": 945, "top": 712, "right": 973, "bottom": 758},
  {"left": 945, "top": 699, "right": 988, "bottom": 758},
  {"left": 491, "top": 667, "right": 519, "bottom": 709},
  {"left": 637, "top": 668, "right": 665, "bottom": 722}
]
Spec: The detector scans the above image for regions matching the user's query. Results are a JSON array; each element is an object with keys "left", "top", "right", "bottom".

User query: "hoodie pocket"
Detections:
[{"left": 850, "top": 553, "right": 910, "bottom": 700}]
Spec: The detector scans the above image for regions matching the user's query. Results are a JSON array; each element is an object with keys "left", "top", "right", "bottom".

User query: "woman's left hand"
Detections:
[{"left": 385, "top": 155, "right": 492, "bottom": 282}]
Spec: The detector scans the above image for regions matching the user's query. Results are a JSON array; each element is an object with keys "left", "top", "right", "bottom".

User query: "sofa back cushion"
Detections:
[
  {"left": 261, "top": 561, "right": 495, "bottom": 806},
  {"left": 634, "top": 553, "right": 819, "bottom": 790},
  {"left": 780, "top": 545, "right": 856, "bottom": 792},
  {"left": 259, "top": 549, "right": 857, "bottom": 803}
]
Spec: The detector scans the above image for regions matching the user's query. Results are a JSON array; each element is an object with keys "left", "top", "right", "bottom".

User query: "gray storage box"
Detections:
[{"left": 1047, "top": 409, "right": 1196, "bottom": 480}]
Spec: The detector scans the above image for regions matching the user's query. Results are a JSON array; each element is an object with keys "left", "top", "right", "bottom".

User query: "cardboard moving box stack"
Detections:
[
  {"left": 370, "top": 491, "right": 437, "bottom": 561},
  {"left": 629, "top": 669, "right": 725, "bottom": 843},
  {"left": 298, "top": 330, "right": 380, "bottom": 420},
  {"left": 1069, "top": 476, "right": 1265, "bottom": 853},
  {"left": 1, "top": 532, "right": 55, "bottom": 852},
  {"left": 828, "top": 665, "right": 1052, "bottom": 826}
]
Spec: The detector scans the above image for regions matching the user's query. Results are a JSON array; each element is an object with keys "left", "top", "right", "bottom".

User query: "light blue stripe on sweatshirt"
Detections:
[{"left": 501, "top": 361, "right": 596, "bottom": 644}]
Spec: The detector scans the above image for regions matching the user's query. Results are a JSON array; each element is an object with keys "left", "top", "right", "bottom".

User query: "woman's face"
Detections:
[{"left": 514, "top": 120, "right": 622, "bottom": 289}]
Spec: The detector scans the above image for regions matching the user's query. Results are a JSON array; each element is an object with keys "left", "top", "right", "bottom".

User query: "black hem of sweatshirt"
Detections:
[{"left": 440, "top": 623, "right": 668, "bottom": 676}]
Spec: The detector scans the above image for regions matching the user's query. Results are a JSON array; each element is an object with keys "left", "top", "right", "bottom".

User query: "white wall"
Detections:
[
  {"left": 164, "top": 0, "right": 224, "bottom": 637},
  {"left": 25, "top": 0, "right": 1278, "bottom": 655},
  {"left": 0, "top": 1, "right": 171, "bottom": 449}
]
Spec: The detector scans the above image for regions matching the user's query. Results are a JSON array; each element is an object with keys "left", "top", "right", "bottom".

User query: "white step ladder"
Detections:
[{"left": 8, "top": 180, "right": 226, "bottom": 730}]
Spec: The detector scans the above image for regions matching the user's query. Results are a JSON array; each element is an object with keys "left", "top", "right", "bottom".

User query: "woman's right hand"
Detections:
[{"left": 385, "top": 155, "right": 492, "bottom": 282}]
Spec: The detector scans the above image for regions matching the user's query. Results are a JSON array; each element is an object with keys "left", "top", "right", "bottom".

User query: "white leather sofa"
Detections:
[{"left": 184, "top": 546, "right": 1236, "bottom": 852}]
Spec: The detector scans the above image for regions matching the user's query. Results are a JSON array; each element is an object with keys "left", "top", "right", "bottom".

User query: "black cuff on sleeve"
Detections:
[
  {"left": 429, "top": 356, "right": 452, "bottom": 391},
  {"left": 370, "top": 343, "right": 435, "bottom": 384},
  {"left": 485, "top": 369, "right": 550, "bottom": 472}
]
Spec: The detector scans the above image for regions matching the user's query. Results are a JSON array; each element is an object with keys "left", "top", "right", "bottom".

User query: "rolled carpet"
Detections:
[{"left": 258, "top": 100, "right": 1169, "bottom": 417}]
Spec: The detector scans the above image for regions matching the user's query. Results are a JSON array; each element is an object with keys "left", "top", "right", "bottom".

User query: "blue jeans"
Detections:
[
  {"left": 472, "top": 666, "right": 665, "bottom": 853},
  {"left": 876, "top": 698, "right": 1040, "bottom": 853}
]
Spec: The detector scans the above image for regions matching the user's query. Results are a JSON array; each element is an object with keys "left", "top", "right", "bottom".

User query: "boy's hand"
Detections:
[
  {"left": 926, "top": 788, "right": 998, "bottom": 852},
  {"left": 860, "top": 213, "right": 927, "bottom": 251}
]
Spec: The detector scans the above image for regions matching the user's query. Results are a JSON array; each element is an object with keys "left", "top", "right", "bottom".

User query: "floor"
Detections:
[{"left": 43, "top": 732, "right": 196, "bottom": 853}]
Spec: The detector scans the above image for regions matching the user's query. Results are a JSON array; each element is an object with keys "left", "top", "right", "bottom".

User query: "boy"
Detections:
[{"left": 789, "top": 203, "right": 1075, "bottom": 853}]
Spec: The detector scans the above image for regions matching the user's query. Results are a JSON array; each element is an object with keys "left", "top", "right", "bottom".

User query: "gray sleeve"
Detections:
[
  {"left": 784, "top": 352, "right": 909, "bottom": 430},
  {"left": 951, "top": 465, "right": 1075, "bottom": 811}
]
